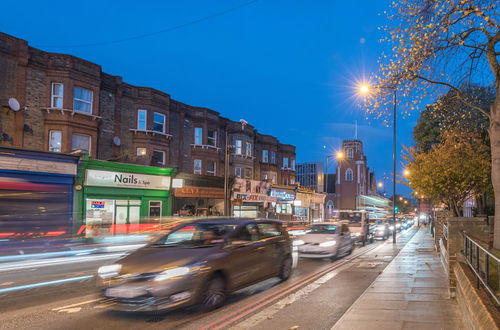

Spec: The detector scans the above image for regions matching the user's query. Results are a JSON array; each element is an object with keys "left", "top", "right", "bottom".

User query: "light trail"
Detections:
[{"left": 0, "top": 275, "right": 94, "bottom": 294}]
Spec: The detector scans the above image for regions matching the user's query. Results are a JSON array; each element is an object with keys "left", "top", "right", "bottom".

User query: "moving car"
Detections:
[
  {"left": 97, "top": 218, "right": 293, "bottom": 312},
  {"left": 296, "top": 222, "right": 354, "bottom": 260},
  {"left": 373, "top": 220, "right": 391, "bottom": 240}
]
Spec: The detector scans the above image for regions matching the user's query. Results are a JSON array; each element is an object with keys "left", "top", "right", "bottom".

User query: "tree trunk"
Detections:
[{"left": 490, "top": 95, "right": 500, "bottom": 250}]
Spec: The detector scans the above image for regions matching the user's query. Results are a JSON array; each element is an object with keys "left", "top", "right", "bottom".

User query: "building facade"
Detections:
[{"left": 296, "top": 162, "right": 324, "bottom": 193}]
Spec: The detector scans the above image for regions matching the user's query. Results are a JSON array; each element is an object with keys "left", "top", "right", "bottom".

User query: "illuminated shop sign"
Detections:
[
  {"left": 269, "top": 189, "right": 295, "bottom": 201},
  {"left": 91, "top": 201, "right": 105, "bottom": 208},
  {"left": 85, "top": 169, "right": 170, "bottom": 190}
]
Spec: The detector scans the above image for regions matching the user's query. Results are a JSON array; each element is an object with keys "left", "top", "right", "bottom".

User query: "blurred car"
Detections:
[
  {"left": 373, "top": 221, "right": 391, "bottom": 240},
  {"left": 295, "top": 222, "right": 354, "bottom": 261},
  {"left": 97, "top": 218, "right": 293, "bottom": 312},
  {"left": 286, "top": 225, "right": 310, "bottom": 237}
]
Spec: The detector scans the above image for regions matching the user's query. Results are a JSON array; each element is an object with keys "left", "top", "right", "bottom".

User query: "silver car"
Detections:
[{"left": 296, "top": 222, "right": 354, "bottom": 261}]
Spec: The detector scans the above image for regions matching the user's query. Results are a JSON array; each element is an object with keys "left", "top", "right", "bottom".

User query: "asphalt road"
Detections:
[{"left": 0, "top": 228, "right": 417, "bottom": 330}]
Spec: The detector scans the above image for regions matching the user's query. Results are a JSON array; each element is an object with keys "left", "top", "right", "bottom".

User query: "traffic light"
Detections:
[{"left": 394, "top": 206, "right": 399, "bottom": 213}]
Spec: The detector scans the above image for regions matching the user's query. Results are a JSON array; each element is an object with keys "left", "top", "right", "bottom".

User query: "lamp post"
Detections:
[
  {"left": 325, "top": 151, "right": 344, "bottom": 194},
  {"left": 359, "top": 83, "right": 397, "bottom": 244}
]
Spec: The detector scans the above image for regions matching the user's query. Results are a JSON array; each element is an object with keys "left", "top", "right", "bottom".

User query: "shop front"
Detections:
[
  {"left": 294, "top": 190, "right": 313, "bottom": 222},
  {"left": 232, "top": 178, "right": 276, "bottom": 218},
  {"left": 172, "top": 173, "right": 225, "bottom": 217},
  {"left": 0, "top": 147, "right": 79, "bottom": 239},
  {"left": 76, "top": 158, "right": 173, "bottom": 236},
  {"left": 268, "top": 185, "right": 296, "bottom": 221}
]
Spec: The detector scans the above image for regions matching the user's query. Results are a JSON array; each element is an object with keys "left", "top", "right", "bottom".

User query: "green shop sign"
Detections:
[{"left": 85, "top": 169, "right": 170, "bottom": 190}]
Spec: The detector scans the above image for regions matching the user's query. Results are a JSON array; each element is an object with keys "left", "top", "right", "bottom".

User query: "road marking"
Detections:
[
  {"left": 0, "top": 275, "right": 94, "bottom": 294},
  {"left": 57, "top": 307, "right": 82, "bottom": 313},
  {"left": 52, "top": 298, "right": 101, "bottom": 311}
]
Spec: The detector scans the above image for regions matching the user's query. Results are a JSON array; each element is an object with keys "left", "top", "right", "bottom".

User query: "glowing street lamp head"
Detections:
[
  {"left": 336, "top": 151, "right": 344, "bottom": 160},
  {"left": 358, "top": 83, "right": 370, "bottom": 96},
  {"left": 403, "top": 169, "right": 410, "bottom": 177},
  {"left": 377, "top": 182, "right": 383, "bottom": 188}
]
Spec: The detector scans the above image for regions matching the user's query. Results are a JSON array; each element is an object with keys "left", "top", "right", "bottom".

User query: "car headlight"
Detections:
[
  {"left": 389, "top": 226, "right": 395, "bottom": 231},
  {"left": 396, "top": 224, "right": 401, "bottom": 228},
  {"left": 377, "top": 226, "right": 385, "bottom": 231},
  {"left": 293, "top": 239, "right": 305, "bottom": 246},
  {"left": 153, "top": 266, "right": 190, "bottom": 282},
  {"left": 98, "top": 264, "right": 121, "bottom": 278},
  {"left": 351, "top": 232, "right": 361, "bottom": 237},
  {"left": 319, "top": 240, "right": 337, "bottom": 247}
]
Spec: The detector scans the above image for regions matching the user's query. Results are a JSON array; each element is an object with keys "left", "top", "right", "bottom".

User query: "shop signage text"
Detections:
[
  {"left": 269, "top": 189, "right": 295, "bottom": 201},
  {"left": 235, "top": 193, "right": 277, "bottom": 202},
  {"left": 175, "top": 186, "right": 224, "bottom": 199},
  {"left": 85, "top": 169, "right": 170, "bottom": 190}
]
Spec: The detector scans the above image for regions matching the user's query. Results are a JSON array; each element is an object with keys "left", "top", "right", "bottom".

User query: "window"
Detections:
[
  {"left": 51, "top": 83, "right": 64, "bottom": 108},
  {"left": 137, "top": 147, "right": 147, "bottom": 156},
  {"left": 347, "top": 148, "right": 354, "bottom": 159},
  {"left": 152, "top": 150, "right": 165, "bottom": 165},
  {"left": 207, "top": 130, "right": 217, "bottom": 147},
  {"left": 149, "top": 201, "right": 162, "bottom": 217},
  {"left": 291, "top": 159, "right": 296, "bottom": 170},
  {"left": 71, "top": 134, "right": 90, "bottom": 153},
  {"left": 244, "top": 168, "right": 252, "bottom": 179},
  {"left": 137, "top": 110, "right": 147, "bottom": 130},
  {"left": 257, "top": 223, "right": 282, "bottom": 238},
  {"left": 262, "top": 150, "right": 269, "bottom": 162},
  {"left": 194, "top": 159, "right": 202, "bottom": 174},
  {"left": 194, "top": 127, "right": 203, "bottom": 145},
  {"left": 271, "top": 151, "right": 276, "bottom": 164},
  {"left": 283, "top": 157, "right": 289, "bottom": 169},
  {"left": 235, "top": 167, "right": 242, "bottom": 178},
  {"left": 49, "top": 130, "right": 62, "bottom": 152},
  {"left": 246, "top": 142, "right": 252, "bottom": 157},
  {"left": 235, "top": 140, "right": 242, "bottom": 155},
  {"left": 207, "top": 160, "right": 216, "bottom": 176},
  {"left": 73, "top": 87, "right": 93, "bottom": 114},
  {"left": 272, "top": 175, "right": 277, "bottom": 183},
  {"left": 345, "top": 168, "right": 354, "bottom": 181},
  {"left": 153, "top": 112, "right": 165, "bottom": 133},
  {"left": 233, "top": 223, "right": 260, "bottom": 242}
]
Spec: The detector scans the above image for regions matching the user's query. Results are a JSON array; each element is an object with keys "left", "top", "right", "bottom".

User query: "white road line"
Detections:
[
  {"left": 0, "top": 275, "right": 94, "bottom": 294},
  {"left": 52, "top": 298, "right": 102, "bottom": 311}
]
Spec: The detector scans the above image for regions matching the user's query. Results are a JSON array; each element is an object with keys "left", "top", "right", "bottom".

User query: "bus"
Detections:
[{"left": 337, "top": 210, "right": 375, "bottom": 244}]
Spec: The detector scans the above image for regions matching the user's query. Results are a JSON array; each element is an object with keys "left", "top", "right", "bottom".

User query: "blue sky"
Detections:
[{"left": 1, "top": 0, "right": 416, "bottom": 196}]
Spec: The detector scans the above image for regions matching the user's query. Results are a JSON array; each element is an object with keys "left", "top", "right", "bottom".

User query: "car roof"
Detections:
[
  {"left": 178, "top": 217, "right": 284, "bottom": 225},
  {"left": 311, "top": 222, "right": 340, "bottom": 225}
]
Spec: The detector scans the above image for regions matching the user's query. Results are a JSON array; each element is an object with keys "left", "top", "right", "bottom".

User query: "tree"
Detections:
[
  {"left": 403, "top": 130, "right": 491, "bottom": 216},
  {"left": 413, "top": 86, "right": 493, "bottom": 151},
  {"left": 369, "top": 0, "right": 500, "bottom": 248}
]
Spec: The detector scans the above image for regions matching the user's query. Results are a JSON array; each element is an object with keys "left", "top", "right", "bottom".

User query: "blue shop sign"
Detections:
[{"left": 269, "top": 189, "right": 295, "bottom": 201}]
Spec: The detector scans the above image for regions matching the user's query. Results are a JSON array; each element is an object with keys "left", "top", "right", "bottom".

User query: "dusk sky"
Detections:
[{"left": 1, "top": 0, "right": 417, "bottom": 196}]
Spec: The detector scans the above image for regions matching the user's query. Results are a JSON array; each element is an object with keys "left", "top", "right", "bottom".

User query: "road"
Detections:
[{"left": 0, "top": 228, "right": 417, "bottom": 330}]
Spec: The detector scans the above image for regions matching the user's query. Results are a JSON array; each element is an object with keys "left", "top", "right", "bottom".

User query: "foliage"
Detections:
[
  {"left": 413, "top": 85, "right": 494, "bottom": 151},
  {"left": 403, "top": 130, "right": 491, "bottom": 216}
]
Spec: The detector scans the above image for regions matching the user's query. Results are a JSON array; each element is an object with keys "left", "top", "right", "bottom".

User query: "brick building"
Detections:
[
  {"left": 335, "top": 139, "right": 379, "bottom": 210},
  {"left": 0, "top": 32, "right": 295, "bottom": 189}
]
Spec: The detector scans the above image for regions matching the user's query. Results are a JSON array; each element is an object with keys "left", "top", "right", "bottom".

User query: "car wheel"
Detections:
[
  {"left": 330, "top": 251, "right": 339, "bottom": 261},
  {"left": 201, "top": 275, "right": 226, "bottom": 311},
  {"left": 279, "top": 255, "right": 293, "bottom": 281}
]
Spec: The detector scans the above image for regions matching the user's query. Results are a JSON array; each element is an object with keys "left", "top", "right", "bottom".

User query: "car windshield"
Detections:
[
  {"left": 309, "top": 224, "right": 337, "bottom": 234},
  {"left": 153, "top": 223, "right": 237, "bottom": 247}
]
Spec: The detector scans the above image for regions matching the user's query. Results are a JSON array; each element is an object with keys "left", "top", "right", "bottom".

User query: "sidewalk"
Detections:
[{"left": 332, "top": 228, "right": 465, "bottom": 330}]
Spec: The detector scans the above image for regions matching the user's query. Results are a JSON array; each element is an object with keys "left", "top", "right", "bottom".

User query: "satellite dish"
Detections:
[
  {"left": 8, "top": 98, "right": 20, "bottom": 111},
  {"left": 113, "top": 136, "right": 121, "bottom": 146}
]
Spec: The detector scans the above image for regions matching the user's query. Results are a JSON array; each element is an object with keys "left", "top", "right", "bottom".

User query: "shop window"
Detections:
[
  {"left": 149, "top": 201, "right": 162, "bottom": 217},
  {"left": 283, "top": 157, "right": 289, "bottom": 169},
  {"left": 194, "top": 127, "right": 203, "bottom": 145},
  {"left": 137, "top": 147, "right": 147, "bottom": 156},
  {"left": 72, "top": 134, "right": 90, "bottom": 153},
  {"left": 137, "top": 109, "right": 147, "bottom": 130},
  {"left": 152, "top": 150, "right": 165, "bottom": 165},
  {"left": 345, "top": 168, "right": 354, "bottom": 181},
  {"left": 207, "top": 130, "right": 217, "bottom": 147},
  {"left": 153, "top": 112, "right": 166, "bottom": 133},
  {"left": 271, "top": 151, "right": 276, "bottom": 164},
  {"left": 246, "top": 142, "right": 252, "bottom": 157},
  {"left": 235, "top": 167, "right": 242, "bottom": 178},
  {"left": 194, "top": 159, "right": 202, "bottom": 174},
  {"left": 49, "top": 130, "right": 62, "bottom": 152},
  {"left": 51, "top": 83, "right": 64, "bottom": 108},
  {"left": 244, "top": 168, "right": 252, "bottom": 179},
  {"left": 235, "top": 140, "right": 242, "bottom": 155},
  {"left": 262, "top": 150, "right": 268, "bottom": 162},
  {"left": 73, "top": 87, "right": 93, "bottom": 114},
  {"left": 207, "top": 160, "right": 216, "bottom": 176}
]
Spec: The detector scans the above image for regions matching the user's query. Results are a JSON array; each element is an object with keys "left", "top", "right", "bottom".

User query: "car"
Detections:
[
  {"left": 97, "top": 218, "right": 293, "bottom": 312},
  {"left": 373, "top": 221, "right": 391, "bottom": 240},
  {"left": 295, "top": 222, "right": 354, "bottom": 261}
]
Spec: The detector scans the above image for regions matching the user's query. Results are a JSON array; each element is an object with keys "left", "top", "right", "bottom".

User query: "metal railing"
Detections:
[{"left": 462, "top": 232, "right": 500, "bottom": 306}]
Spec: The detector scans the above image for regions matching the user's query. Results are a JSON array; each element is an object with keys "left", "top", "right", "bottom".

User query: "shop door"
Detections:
[
  {"left": 115, "top": 206, "right": 128, "bottom": 224},
  {"left": 115, "top": 200, "right": 141, "bottom": 225}
]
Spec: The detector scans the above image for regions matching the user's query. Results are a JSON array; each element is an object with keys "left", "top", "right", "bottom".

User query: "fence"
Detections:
[{"left": 462, "top": 232, "right": 500, "bottom": 306}]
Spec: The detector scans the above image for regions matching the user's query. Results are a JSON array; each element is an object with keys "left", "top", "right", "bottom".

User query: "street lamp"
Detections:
[
  {"left": 325, "top": 150, "right": 344, "bottom": 193},
  {"left": 358, "top": 82, "right": 398, "bottom": 244}
]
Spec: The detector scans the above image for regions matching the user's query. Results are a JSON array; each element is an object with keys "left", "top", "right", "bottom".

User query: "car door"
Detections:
[
  {"left": 256, "top": 222, "right": 286, "bottom": 276},
  {"left": 339, "top": 223, "right": 352, "bottom": 254},
  {"left": 225, "top": 222, "right": 269, "bottom": 290}
]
